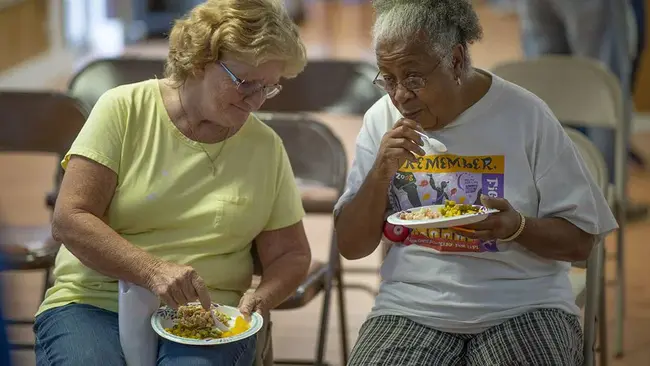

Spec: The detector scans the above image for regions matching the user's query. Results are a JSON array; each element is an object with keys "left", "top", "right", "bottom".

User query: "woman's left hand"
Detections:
[
  {"left": 238, "top": 292, "right": 268, "bottom": 321},
  {"left": 453, "top": 195, "right": 522, "bottom": 241}
]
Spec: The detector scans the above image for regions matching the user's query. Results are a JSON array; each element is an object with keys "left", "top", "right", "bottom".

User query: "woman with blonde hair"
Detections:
[{"left": 33, "top": 0, "right": 311, "bottom": 365}]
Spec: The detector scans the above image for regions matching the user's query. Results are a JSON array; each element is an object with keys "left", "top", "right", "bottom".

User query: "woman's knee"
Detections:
[
  {"left": 34, "top": 304, "right": 124, "bottom": 366},
  {"left": 157, "top": 335, "right": 256, "bottom": 366},
  {"left": 349, "top": 316, "right": 466, "bottom": 366},
  {"left": 467, "top": 309, "right": 583, "bottom": 366}
]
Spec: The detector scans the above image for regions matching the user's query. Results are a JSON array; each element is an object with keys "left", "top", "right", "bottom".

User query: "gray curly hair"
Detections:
[{"left": 372, "top": 0, "right": 483, "bottom": 71}]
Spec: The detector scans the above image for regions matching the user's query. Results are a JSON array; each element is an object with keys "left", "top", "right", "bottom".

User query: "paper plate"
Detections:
[
  {"left": 387, "top": 204, "right": 499, "bottom": 229},
  {"left": 151, "top": 302, "right": 263, "bottom": 346}
]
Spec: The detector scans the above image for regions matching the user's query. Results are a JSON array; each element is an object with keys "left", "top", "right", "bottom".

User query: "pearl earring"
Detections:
[{"left": 456, "top": 77, "right": 462, "bottom": 86}]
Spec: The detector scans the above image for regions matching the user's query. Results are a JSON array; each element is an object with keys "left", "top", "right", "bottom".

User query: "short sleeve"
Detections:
[
  {"left": 61, "top": 89, "right": 126, "bottom": 173},
  {"left": 333, "top": 118, "right": 380, "bottom": 218},
  {"left": 263, "top": 136, "right": 305, "bottom": 231},
  {"left": 534, "top": 113, "right": 618, "bottom": 236}
]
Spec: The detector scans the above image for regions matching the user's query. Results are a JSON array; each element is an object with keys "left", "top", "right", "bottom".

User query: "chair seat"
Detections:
[
  {"left": 297, "top": 178, "right": 339, "bottom": 214},
  {"left": 569, "top": 267, "right": 587, "bottom": 308},
  {"left": 0, "top": 225, "right": 59, "bottom": 271}
]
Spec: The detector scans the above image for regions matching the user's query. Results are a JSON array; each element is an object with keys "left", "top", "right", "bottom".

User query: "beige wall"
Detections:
[{"left": 0, "top": 0, "right": 50, "bottom": 73}]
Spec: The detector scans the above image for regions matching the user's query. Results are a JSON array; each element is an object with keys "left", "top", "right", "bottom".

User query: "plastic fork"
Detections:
[
  {"left": 414, "top": 130, "right": 448, "bottom": 153},
  {"left": 210, "top": 309, "right": 230, "bottom": 332}
]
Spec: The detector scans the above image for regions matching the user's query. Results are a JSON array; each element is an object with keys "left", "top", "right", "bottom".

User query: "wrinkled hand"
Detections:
[
  {"left": 372, "top": 118, "right": 426, "bottom": 181},
  {"left": 453, "top": 195, "right": 522, "bottom": 240},
  {"left": 146, "top": 261, "right": 212, "bottom": 310},
  {"left": 238, "top": 292, "right": 268, "bottom": 322}
]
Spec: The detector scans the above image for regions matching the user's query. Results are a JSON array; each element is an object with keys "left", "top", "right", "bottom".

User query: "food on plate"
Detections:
[
  {"left": 164, "top": 305, "right": 250, "bottom": 339},
  {"left": 398, "top": 200, "right": 483, "bottom": 221},
  {"left": 221, "top": 316, "right": 251, "bottom": 338},
  {"left": 399, "top": 207, "right": 441, "bottom": 220},
  {"left": 439, "top": 200, "right": 480, "bottom": 217}
]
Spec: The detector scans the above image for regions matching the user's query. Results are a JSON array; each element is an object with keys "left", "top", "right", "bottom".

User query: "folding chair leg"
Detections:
[
  {"left": 274, "top": 268, "right": 334, "bottom": 366},
  {"left": 614, "top": 221, "right": 625, "bottom": 358},
  {"left": 599, "top": 262, "right": 608, "bottom": 366},
  {"left": 336, "top": 269, "right": 350, "bottom": 365},
  {"left": 315, "top": 271, "right": 332, "bottom": 366}
]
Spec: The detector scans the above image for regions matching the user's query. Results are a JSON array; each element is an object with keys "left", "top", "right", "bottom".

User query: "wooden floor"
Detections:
[{"left": 3, "top": 1, "right": 650, "bottom": 365}]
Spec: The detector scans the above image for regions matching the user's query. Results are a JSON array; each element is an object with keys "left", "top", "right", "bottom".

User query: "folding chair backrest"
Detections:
[
  {"left": 0, "top": 91, "right": 88, "bottom": 211},
  {"left": 564, "top": 127, "right": 609, "bottom": 193},
  {"left": 564, "top": 127, "right": 609, "bottom": 269},
  {"left": 260, "top": 60, "right": 384, "bottom": 116},
  {"left": 0, "top": 91, "right": 87, "bottom": 157},
  {"left": 254, "top": 112, "right": 351, "bottom": 365},
  {"left": 70, "top": 58, "right": 384, "bottom": 117},
  {"left": 255, "top": 112, "right": 348, "bottom": 194},
  {"left": 492, "top": 56, "right": 623, "bottom": 130},
  {"left": 68, "top": 57, "right": 166, "bottom": 111},
  {"left": 564, "top": 126, "right": 608, "bottom": 366}
]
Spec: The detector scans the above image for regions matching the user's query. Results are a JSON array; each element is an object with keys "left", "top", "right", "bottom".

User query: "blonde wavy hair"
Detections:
[{"left": 165, "top": 0, "right": 307, "bottom": 86}]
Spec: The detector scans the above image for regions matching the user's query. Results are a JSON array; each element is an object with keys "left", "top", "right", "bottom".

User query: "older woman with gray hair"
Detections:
[{"left": 334, "top": 0, "right": 617, "bottom": 365}]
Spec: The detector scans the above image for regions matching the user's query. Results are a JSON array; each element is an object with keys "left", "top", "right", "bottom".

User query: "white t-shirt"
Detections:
[{"left": 334, "top": 72, "right": 618, "bottom": 334}]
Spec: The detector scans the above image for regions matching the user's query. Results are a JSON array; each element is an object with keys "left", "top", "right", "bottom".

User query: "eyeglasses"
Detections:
[
  {"left": 373, "top": 73, "right": 427, "bottom": 94},
  {"left": 219, "top": 62, "right": 282, "bottom": 99},
  {"left": 372, "top": 60, "right": 442, "bottom": 94}
]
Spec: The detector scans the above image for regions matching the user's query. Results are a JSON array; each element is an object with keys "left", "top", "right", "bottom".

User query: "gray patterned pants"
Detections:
[{"left": 349, "top": 309, "right": 583, "bottom": 366}]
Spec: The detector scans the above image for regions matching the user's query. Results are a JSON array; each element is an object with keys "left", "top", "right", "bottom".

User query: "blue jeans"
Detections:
[
  {"left": 518, "top": 0, "right": 632, "bottom": 183},
  {"left": 34, "top": 304, "right": 256, "bottom": 366}
]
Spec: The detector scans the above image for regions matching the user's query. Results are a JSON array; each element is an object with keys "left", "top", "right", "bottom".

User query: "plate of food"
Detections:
[
  {"left": 387, "top": 200, "right": 499, "bottom": 229},
  {"left": 151, "top": 302, "right": 263, "bottom": 346}
]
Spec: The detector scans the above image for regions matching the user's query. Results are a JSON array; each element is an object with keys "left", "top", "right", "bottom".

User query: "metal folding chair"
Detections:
[
  {"left": 492, "top": 55, "right": 625, "bottom": 359},
  {"left": 68, "top": 57, "right": 385, "bottom": 118},
  {"left": 68, "top": 57, "right": 166, "bottom": 112},
  {"left": 260, "top": 59, "right": 384, "bottom": 115},
  {"left": 0, "top": 91, "right": 88, "bottom": 350},
  {"left": 564, "top": 127, "right": 610, "bottom": 366},
  {"left": 256, "top": 112, "right": 350, "bottom": 366},
  {"left": 256, "top": 59, "right": 385, "bottom": 294}
]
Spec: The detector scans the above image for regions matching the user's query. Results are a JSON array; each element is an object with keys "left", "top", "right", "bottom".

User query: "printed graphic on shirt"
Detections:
[{"left": 385, "top": 154, "right": 505, "bottom": 253}]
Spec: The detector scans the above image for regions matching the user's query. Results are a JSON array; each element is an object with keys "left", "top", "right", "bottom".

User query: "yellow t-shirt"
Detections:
[{"left": 37, "top": 79, "right": 305, "bottom": 315}]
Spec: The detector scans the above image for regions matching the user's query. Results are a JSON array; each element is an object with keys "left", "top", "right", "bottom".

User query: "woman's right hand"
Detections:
[
  {"left": 372, "top": 118, "right": 426, "bottom": 181},
  {"left": 145, "top": 261, "right": 212, "bottom": 310}
]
